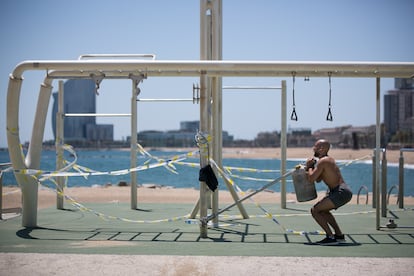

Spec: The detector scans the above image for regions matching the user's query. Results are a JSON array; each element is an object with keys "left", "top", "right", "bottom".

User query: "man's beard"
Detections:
[{"left": 314, "top": 152, "right": 320, "bottom": 158}]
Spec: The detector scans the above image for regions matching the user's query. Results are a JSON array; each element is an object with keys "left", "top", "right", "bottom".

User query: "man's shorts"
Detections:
[{"left": 328, "top": 183, "right": 352, "bottom": 209}]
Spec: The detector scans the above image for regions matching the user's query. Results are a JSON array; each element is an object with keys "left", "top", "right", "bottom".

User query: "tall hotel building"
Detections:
[{"left": 51, "top": 79, "right": 114, "bottom": 143}]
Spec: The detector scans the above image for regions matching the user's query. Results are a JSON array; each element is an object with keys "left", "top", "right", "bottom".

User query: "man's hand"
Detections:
[{"left": 306, "top": 158, "right": 316, "bottom": 171}]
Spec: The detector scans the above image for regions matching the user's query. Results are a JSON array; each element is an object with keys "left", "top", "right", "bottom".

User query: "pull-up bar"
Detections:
[
  {"left": 137, "top": 98, "right": 195, "bottom": 102},
  {"left": 78, "top": 54, "right": 156, "bottom": 60},
  {"left": 64, "top": 113, "right": 131, "bottom": 117},
  {"left": 223, "top": 85, "right": 281, "bottom": 90},
  {"left": 137, "top": 82, "right": 201, "bottom": 103}
]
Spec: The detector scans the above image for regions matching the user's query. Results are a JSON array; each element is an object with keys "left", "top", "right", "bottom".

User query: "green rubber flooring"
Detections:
[{"left": 1, "top": 202, "right": 413, "bottom": 257}]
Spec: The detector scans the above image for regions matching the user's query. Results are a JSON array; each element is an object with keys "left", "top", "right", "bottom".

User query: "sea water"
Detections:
[{"left": 1, "top": 149, "right": 413, "bottom": 196}]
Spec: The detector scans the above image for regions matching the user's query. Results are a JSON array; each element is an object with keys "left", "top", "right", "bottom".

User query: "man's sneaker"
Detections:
[
  {"left": 316, "top": 236, "right": 338, "bottom": 245},
  {"left": 335, "top": 234, "right": 346, "bottom": 243}
]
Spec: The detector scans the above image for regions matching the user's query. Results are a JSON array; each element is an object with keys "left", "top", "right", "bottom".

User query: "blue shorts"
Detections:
[{"left": 328, "top": 183, "right": 352, "bottom": 209}]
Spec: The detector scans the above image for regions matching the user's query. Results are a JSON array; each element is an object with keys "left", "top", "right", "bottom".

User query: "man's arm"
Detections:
[
  {"left": 306, "top": 161, "right": 324, "bottom": 183},
  {"left": 315, "top": 174, "right": 323, "bottom": 183}
]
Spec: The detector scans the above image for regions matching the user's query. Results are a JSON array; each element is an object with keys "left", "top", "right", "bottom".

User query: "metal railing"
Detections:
[
  {"left": 357, "top": 185, "right": 369, "bottom": 205},
  {"left": 398, "top": 148, "right": 414, "bottom": 209},
  {"left": 371, "top": 147, "right": 413, "bottom": 220}
]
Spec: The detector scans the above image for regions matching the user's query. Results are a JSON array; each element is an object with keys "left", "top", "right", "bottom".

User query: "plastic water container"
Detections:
[{"left": 291, "top": 166, "right": 317, "bottom": 202}]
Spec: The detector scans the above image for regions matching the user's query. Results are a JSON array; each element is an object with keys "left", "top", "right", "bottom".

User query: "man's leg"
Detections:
[
  {"left": 311, "top": 197, "right": 336, "bottom": 236},
  {"left": 324, "top": 211, "right": 343, "bottom": 236}
]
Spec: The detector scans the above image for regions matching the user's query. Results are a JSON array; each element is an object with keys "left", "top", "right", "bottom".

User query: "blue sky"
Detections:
[{"left": 1, "top": 0, "right": 413, "bottom": 148}]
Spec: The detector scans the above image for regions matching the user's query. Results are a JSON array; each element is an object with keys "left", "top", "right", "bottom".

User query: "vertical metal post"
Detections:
[
  {"left": 211, "top": 77, "right": 221, "bottom": 226},
  {"left": 372, "top": 153, "right": 376, "bottom": 208},
  {"left": 199, "top": 0, "right": 210, "bottom": 238},
  {"left": 20, "top": 78, "right": 52, "bottom": 227},
  {"left": 199, "top": 73, "right": 209, "bottom": 238},
  {"left": 198, "top": 0, "right": 225, "bottom": 234},
  {"left": 381, "top": 149, "right": 387, "bottom": 217},
  {"left": 56, "top": 80, "right": 65, "bottom": 209},
  {"left": 6, "top": 76, "right": 38, "bottom": 227},
  {"left": 281, "top": 80, "right": 287, "bottom": 209},
  {"left": 375, "top": 77, "right": 381, "bottom": 230},
  {"left": 210, "top": 0, "right": 222, "bottom": 226},
  {"left": 398, "top": 151, "right": 404, "bottom": 209},
  {"left": 130, "top": 78, "right": 139, "bottom": 210}
]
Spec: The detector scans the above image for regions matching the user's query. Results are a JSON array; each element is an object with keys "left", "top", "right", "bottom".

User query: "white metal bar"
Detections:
[
  {"left": 64, "top": 113, "right": 131, "bottom": 117},
  {"left": 137, "top": 98, "right": 194, "bottom": 102},
  {"left": 78, "top": 54, "right": 156, "bottom": 60},
  {"left": 223, "top": 86, "right": 282, "bottom": 90}
]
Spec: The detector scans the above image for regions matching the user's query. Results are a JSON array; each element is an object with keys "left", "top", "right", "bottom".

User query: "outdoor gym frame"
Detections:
[{"left": 6, "top": 59, "right": 414, "bottom": 234}]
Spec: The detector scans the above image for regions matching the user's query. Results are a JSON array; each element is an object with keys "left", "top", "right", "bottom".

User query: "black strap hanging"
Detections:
[
  {"left": 326, "top": 72, "right": 333, "bottom": 121},
  {"left": 290, "top": 72, "right": 298, "bottom": 121},
  {"left": 199, "top": 164, "right": 218, "bottom": 191}
]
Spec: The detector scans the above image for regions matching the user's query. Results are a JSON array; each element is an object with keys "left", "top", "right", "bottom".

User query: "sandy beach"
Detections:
[
  {"left": 215, "top": 147, "right": 413, "bottom": 164},
  {"left": 2, "top": 184, "right": 413, "bottom": 212}
]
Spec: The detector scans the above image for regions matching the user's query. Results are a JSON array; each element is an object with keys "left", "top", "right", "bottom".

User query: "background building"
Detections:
[
  {"left": 384, "top": 78, "right": 414, "bottom": 147},
  {"left": 137, "top": 120, "right": 234, "bottom": 147},
  {"left": 287, "top": 128, "right": 314, "bottom": 147},
  {"left": 52, "top": 79, "right": 114, "bottom": 146}
]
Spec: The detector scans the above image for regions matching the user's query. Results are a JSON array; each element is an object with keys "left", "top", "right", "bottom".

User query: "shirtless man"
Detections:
[{"left": 306, "top": 139, "right": 352, "bottom": 245}]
